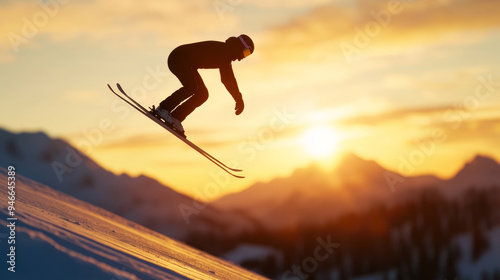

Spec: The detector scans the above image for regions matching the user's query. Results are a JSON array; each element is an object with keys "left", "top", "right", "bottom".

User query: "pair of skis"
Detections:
[{"left": 107, "top": 83, "right": 244, "bottom": 179}]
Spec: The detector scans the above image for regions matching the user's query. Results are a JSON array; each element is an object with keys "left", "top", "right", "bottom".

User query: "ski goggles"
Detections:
[{"left": 238, "top": 35, "right": 252, "bottom": 58}]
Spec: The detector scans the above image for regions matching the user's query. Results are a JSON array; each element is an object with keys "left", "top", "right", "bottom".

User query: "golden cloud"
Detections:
[
  {"left": 339, "top": 105, "right": 454, "bottom": 126},
  {"left": 0, "top": 0, "right": 239, "bottom": 62},
  {"left": 260, "top": 0, "right": 500, "bottom": 62}
]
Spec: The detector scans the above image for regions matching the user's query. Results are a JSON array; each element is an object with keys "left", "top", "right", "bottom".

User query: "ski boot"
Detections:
[{"left": 150, "top": 105, "right": 186, "bottom": 138}]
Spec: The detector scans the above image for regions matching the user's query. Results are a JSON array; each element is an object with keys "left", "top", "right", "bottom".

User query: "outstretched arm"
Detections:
[{"left": 220, "top": 64, "right": 244, "bottom": 115}]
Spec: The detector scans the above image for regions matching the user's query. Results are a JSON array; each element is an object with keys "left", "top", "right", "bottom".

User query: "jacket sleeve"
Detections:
[{"left": 220, "top": 63, "right": 242, "bottom": 102}]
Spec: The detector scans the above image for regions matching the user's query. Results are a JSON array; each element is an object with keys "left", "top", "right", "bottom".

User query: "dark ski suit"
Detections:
[{"left": 160, "top": 41, "right": 245, "bottom": 122}]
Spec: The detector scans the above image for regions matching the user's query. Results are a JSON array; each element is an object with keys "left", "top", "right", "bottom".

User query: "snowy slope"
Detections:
[
  {"left": 455, "top": 227, "right": 500, "bottom": 278},
  {"left": 0, "top": 167, "right": 268, "bottom": 280}
]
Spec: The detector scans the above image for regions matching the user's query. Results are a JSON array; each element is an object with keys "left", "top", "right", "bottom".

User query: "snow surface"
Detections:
[
  {"left": 0, "top": 167, "right": 268, "bottom": 280},
  {"left": 455, "top": 226, "right": 500, "bottom": 278},
  {"left": 223, "top": 244, "right": 283, "bottom": 266}
]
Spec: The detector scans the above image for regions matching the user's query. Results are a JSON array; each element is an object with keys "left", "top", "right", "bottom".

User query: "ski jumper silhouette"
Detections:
[{"left": 154, "top": 34, "right": 254, "bottom": 136}]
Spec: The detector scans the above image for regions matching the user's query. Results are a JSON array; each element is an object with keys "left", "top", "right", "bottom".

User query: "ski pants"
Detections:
[{"left": 160, "top": 49, "right": 209, "bottom": 122}]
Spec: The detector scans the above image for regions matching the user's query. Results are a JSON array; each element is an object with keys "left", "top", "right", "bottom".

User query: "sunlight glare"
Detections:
[{"left": 301, "top": 126, "right": 340, "bottom": 158}]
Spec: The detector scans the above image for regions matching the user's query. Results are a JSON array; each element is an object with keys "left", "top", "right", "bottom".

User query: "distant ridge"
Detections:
[
  {"left": 213, "top": 153, "right": 500, "bottom": 230},
  {"left": 0, "top": 128, "right": 254, "bottom": 240},
  {"left": 441, "top": 154, "right": 500, "bottom": 197}
]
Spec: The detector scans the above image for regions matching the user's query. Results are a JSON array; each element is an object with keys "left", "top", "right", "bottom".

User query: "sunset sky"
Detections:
[{"left": 1, "top": 0, "right": 500, "bottom": 199}]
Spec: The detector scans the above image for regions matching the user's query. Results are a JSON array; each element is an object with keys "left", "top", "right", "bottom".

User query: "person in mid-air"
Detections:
[{"left": 153, "top": 34, "right": 254, "bottom": 137}]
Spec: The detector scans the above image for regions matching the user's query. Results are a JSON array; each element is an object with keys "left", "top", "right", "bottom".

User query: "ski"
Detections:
[{"left": 107, "top": 83, "right": 244, "bottom": 179}]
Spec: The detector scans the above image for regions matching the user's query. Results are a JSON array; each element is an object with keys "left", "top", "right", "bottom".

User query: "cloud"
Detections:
[
  {"left": 339, "top": 105, "right": 455, "bottom": 126},
  {"left": 259, "top": 0, "right": 500, "bottom": 62},
  {"left": 247, "top": 0, "right": 335, "bottom": 9},
  {"left": 0, "top": 0, "right": 239, "bottom": 61},
  {"left": 97, "top": 133, "right": 175, "bottom": 150},
  {"left": 338, "top": 103, "right": 500, "bottom": 138}
]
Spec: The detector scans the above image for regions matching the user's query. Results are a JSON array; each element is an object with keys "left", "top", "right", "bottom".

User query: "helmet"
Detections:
[{"left": 238, "top": 34, "right": 254, "bottom": 58}]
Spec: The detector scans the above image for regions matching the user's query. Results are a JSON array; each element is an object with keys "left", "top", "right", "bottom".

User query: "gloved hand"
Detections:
[{"left": 235, "top": 98, "right": 244, "bottom": 115}]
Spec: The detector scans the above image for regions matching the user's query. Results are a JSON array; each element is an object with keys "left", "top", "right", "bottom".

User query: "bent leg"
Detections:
[
  {"left": 159, "top": 64, "right": 195, "bottom": 111},
  {"left": 170, "top": 70, "right": 208, "bottom": 122},
  {"left": 160, "top": 50, "right": 197, "bottom": 111},
  {"left": 160, "top": 87, "right": 188, "bottom": 111}
]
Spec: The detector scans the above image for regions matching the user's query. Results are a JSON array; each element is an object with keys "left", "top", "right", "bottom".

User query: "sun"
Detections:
[{"left": 301, "top": 125, "right": 340, "bottom": 158}]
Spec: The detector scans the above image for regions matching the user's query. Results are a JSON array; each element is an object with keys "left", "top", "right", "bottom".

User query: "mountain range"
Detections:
[
  {"left": 2, "top": 128, "right": 500, "bottom": 235},
  {"left": 213, "top": 152, "right": 500, "bottom": 230},
  {"left": 2, "top": 128, "right": 500, "bottom": 278}
]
